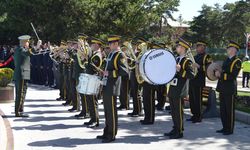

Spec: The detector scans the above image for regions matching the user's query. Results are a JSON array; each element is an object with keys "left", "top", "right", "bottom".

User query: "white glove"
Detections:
[{"left": 36, "top": 40, "right": 42, "bottom": 49}]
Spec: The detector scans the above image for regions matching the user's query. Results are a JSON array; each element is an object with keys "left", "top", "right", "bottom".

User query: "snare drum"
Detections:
[
  {"left": 76, "top": 73, "right": 101, "bottom": 95},
  {"left": 139, "top": 49, "right": 176, "bottom": 85}
]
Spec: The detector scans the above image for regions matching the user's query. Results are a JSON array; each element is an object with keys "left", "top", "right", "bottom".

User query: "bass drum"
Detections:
[
  {"left": 139, "top": 49, "right": 176, "bottom": 85},
  {"left": 206, "top": 61, "right": 223, "bottom": 81}
]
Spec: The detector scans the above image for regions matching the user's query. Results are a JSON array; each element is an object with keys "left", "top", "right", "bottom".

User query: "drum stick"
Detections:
[{"left": 30, "top": 22, "right": 40, "bottom": 41}]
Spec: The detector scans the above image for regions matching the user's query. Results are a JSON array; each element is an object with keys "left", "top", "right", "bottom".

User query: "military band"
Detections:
[{"left": 13, "top": 31, "right": 244, "bottom": 143}]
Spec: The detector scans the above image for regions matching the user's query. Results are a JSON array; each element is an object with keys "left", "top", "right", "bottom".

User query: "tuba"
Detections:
[
  {"left": 135, "top": 42, "right": 148, "bottom": 84},
  {"left": 185, "top": 48, "right": 198, "bottom": 76},
  {"left": 77, "top": 37, "right": 91, "bottom": 69}
]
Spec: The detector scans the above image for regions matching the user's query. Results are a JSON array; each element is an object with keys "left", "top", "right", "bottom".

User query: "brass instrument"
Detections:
[
  {"left": 77, "top": 38, "right": 91, "bottom": 69},
  {"left": 135, "top": 42, "right": 148, "bottom": 84},
  {"left": 185, "top": 48, "right": 198, "bottom": 76}
]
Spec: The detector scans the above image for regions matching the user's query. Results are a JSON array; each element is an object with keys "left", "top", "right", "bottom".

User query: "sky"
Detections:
[{"left": 172, "top": 0, "right": 239, "bottom": 21}]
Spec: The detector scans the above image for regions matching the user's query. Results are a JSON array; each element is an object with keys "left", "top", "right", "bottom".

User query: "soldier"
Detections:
[
  {"left": 127, "top": 38, "right": 145, "bottom": 117},
  {"left": 165, "top": 38, "right": 195, "bottom": 139},
  {"left": 215, "top": 41, "right": 241, "bottom": 135},
  {"left": 96, "top": 35, "right": 129, "bottom": 143},
  {"left": 117, "top": 40, "right": 131, "bottom": 110},
  {"left": 83, "top": 37, "right": 103, "bottom": 128},
  {"left": 187, "top": 41, "right": 212, "bottom": 123},
  {"left": 14, "top": 35, "right": 41, "bottom": 117},
  {"left": 75, "top": 33, "right": 89, "bottom": 119},
  {"left": 56, "top": 41, "right": 67, "bottom": 101},
  {"left": 68, "top": 39, "right": 80, "bottom": 112},
  {"left": 140, "top": 42, "right": 164, "bottom": 125}
]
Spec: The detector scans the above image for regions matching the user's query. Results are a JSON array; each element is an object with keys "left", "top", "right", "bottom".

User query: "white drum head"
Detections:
[{"left": 140, "top": 49, "right": 176, "bottom": 85}]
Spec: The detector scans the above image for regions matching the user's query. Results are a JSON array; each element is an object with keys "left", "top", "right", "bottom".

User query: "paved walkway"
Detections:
[{"left": 0, "top": 84, "right": 250, "bottom": 150}]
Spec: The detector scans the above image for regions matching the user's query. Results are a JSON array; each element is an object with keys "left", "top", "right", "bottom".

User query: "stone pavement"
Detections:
[{"left": 0, "top": 84, "right": 250, "bottom": 150}]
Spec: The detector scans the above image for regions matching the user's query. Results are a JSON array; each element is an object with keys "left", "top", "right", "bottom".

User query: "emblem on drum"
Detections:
[{"left": 149, "top": 52, "right": 164, "bottom": 60}]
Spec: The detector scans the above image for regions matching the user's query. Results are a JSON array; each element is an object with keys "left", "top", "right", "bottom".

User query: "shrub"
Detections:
[{"left": 0, "top": 68, "right": 14, "bottom": 87}]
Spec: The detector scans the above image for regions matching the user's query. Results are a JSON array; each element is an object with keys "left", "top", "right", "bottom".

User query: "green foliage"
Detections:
[
  {"left": 0, "top": 0, "right": 179, "bottom": 44},
  {"left": 0, "top": 68, "right": 14, "bottom": 87},
  {"left": 186, "top": 0, "right": 250, "bottom": 48}
]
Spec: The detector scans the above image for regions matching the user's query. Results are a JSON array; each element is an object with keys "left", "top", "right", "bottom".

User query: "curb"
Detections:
[
  {"left": 0, "top": 109, "right": 14, "bottom": 150},
  {"left": 235, "top": 110, "right": 250, "bottom": 125}
]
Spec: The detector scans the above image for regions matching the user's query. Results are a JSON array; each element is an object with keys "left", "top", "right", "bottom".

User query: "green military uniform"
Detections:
[
  {"left": 97, "top": 35, "right": 129, "bottom": 143},
  {"left": 118, "top": 43, "right": 131, "bottom": 110},
  {"left": 140, "top": 42, "right": 165, "bottom": 124},
  {"left": 166, "top": 38, "right": 195, "bottom": 139},
  {"left": 69, "top": 47, "right": 81, "bottom": 112},
  {"left": 188, "top": 41, "right": 212, "bottom": 123},
  {"left": 83, "top": 38, "right": 103, "bottom": 127},
  {"left": 216, "top": 41, "right": 241, "bottom": 135},
  {"left": 128, "top": 50, "right": 142, "bottom": 116},
  {"left": 75, "top": 34, "right": 89, "bottom": 118},
  {"left": 14, "top": 35, "right": 38, "bottom": 117}
]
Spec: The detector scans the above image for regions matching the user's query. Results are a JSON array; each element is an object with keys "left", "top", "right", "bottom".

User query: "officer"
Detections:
[
  {"left": 96, "top": 35, "right": 129, "bottom": 143},
  {"left": 165, "top": 38, "right": 195, "bottom": 139},
  {"left": 14, "top": 35, "right": 41, "bottom": 117},
  {"left": 215, "top": 41, "right": 242, "bottom": 135},
  {"left": 83, "top": 37, "right": 103, "bottom": 128},
  {"left": 187, "top": 41, "right": 212, "bottom": 123}
]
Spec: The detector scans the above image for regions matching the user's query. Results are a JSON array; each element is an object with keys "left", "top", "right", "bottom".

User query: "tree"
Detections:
[{"left": 0, "top": 0, "right": 180, "bottom": 44}]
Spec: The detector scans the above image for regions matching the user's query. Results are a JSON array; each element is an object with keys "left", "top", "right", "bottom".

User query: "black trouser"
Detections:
[
  {"left": 15, "top": 79, "right": 28, "bottom": 114},
  {"left": 219, "top": 93, "right": 235, "bottom": 133},
  {"left": 47, "top": 67, "right": 54, "bottom": 86},
  {"left": 130, "top": 70, "right": 142, "bottom": 114},
  {"left": 156, "top": 85, "right": 166, "bottom": 109},
  {"left": 242, "top": 72, "right": 250, "bottom": 87},
  {"left": 71, "top": 79, "right": 80, "bottom": 110},
  {"left": 59, "top": 73, "right": 66, "bottom": 99},
  {"left": 189, "top": 85, "right": 203, "bottom": 120},
  {"left": 79, "top": 94, "right": 88, "bottom": 116},
  {"left": 119, "top": 76, "right": 129, "bottom": 109},
  {"left": 169, "top": 96, "right": 183, "bottom": 134},
  {"left": 65, "top": 71, "right": 72, "bottom": 104},
  {"left": 86, "top": 95, "right": 99, "bottom": 123},
  {"left": 142, "top": 82, "right": 155, "bottom": 123},
  {"left": 103, "top": 78, "right": 118, "bottom": 139}
]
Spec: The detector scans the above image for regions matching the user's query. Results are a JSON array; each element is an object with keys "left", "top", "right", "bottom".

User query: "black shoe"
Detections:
[
  {"left": 140, "top": 120, "right": 154, "bottom": 125},
  {"left": 16, "top": 113, "right": 29, "bottom": 117},
  {"left": 157, "top": 107, "right": 164, "bottom": 111},
  {"left": 96, "top": 135, "right": 106, "bottom": 139},
  {"left": 75, "top": 112, "right": 87, "bottom": 118},
  {"left": 56, "top": 97, "right": 63, "bottom": 101},
  {"left": 88, "top": 122, "right": 99, "bottom": 128},
  {"left": 223, "top": 131, "right": 233, "bottom": 135},
  {"left": 216, "top": 129, "right": 225, "bottom": 133},
  {"left": 169, "top": 133, "right": 183, "bottom": 139},
  {"left": 84, "top": 121, "right": 93, "bottom": 126},
  {"left": 186, "top": 116, "right": 194, "bottom": 122},
  {"left": 117, "top": 106, "right": 126, "bottom": 110},
  {"left": 164, "top": 129, "right": 176, "bottom": 136},
  {"left": 102, "top": 138, "right": 115, "bottom": 143},
  {"left": 68, "top": 108, "right": 77, "bottom": 112},
  {"left": 165, "top": 106, "right": 171, "bottom": 111},
  {"left": 128, "top": 112, "right": 142, "bottom": 117},
  {"left": 192, "top": 119, "right": 202, "bottom": 123},
  {"left": 62, "top": 102, "right": 70, "bottom": 106}
]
